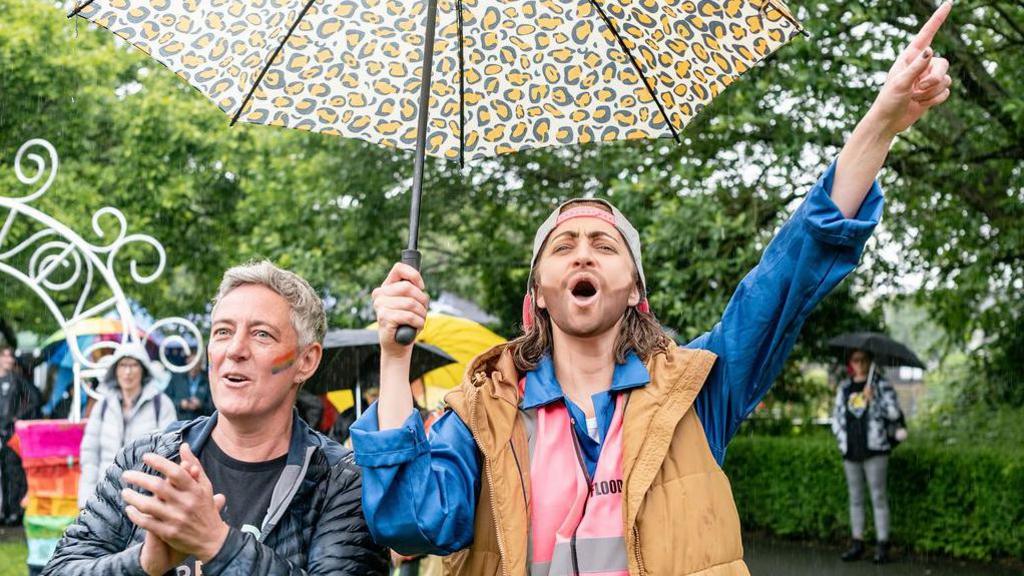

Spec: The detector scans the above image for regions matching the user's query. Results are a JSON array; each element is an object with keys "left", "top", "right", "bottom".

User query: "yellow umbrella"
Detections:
[
  {"left": 326, "top": 384, "right": 452, "bottom": 414},
  {"left": 414, "top": 314, "right": 506, "bottom": 390},
  {"left": 343, "top": 314, "right": 506, "bottom": 411},
  {"left": 326, "top": 390, "right": 357, "bottom": 414}
]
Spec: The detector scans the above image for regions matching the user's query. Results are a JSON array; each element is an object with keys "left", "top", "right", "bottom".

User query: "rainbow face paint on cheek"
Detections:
[{"left": 270, "top": 350, "right": 297, "bottom": 375}]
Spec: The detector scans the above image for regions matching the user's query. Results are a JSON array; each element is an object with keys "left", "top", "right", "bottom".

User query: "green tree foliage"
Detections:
[{"left": 1, "top": 0, "right": 1020, "bottom": 404}]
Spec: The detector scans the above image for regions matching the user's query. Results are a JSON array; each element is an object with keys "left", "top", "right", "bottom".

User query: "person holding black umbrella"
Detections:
[
  {"left": 353, "top": 4, "right": 954, "bottom": 573},
  {"left": 831, "top": 348, "right": 907, "bottom": 564}
]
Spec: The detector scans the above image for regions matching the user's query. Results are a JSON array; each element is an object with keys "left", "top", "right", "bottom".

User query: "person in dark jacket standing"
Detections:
[
  {"left": 165, "top": 350, "right": 214, "bottom": 421},
  {"left": 0, "top": 345, "right": 41, "bottom": 525},
  {"left": 43, "top": 261, "right": 388, "bottom": 576},
  {"left": 831, "top": 348, "right": 905, "bottom": 564}
]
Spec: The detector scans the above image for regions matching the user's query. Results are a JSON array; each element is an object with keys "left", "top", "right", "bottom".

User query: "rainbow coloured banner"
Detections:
[{"left": 14, "top": 420, "right": 85, "bottom": 569}]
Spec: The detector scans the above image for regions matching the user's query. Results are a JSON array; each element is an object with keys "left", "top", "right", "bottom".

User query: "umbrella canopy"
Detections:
[
  {"left": 42, "top": 318, "right": 138, "bottom": 347},
  {"left": 70, "top": 0, "right": 804, "bottom": 344},
  {"left": 42, "top": 319, "right": 157, "bottom": 369},
  {"left": 369, "top": 313, "right": 506, "bottom": 407},
  {"left": 70, "top": 0, "right": 803, "bottom": 162},
  {"left": 305, "top": 328, "right": 456, "bottom": 396},
  {"left": 827, "top": 332, "right": 926, "bottom": 369},
  {"left": 413, "top": 313, "right": 505, "bottom": 389},
  {"left": 42, "top": 335, "right": 95, "bottom": 369}
]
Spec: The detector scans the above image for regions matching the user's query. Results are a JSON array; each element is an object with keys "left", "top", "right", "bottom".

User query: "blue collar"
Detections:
[{"left": 521, "top": 351, "right": 651, "bottom": 410}]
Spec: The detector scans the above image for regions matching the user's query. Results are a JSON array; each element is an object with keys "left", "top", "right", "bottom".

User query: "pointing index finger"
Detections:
[{"left": 909, "top": 1, "right": 952, "bottom": 53}]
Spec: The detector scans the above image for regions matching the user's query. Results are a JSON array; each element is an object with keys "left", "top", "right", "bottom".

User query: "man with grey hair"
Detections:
[{"left": 44, "top": 261, "right": 388, "bottom": 575}]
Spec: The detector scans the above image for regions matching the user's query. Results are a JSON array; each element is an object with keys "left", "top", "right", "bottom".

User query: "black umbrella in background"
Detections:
[
  {"left": 304, "top": 329, "right": 456, "bottom": 413},
  {"left": 827, "top": 332, "right": 926, "bottom": 369}
]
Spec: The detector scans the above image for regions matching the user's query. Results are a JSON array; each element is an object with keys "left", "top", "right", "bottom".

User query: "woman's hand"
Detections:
[
  {"left": 832, "top": 2, "right": 955, "bottom": 218},
  {"left": 866, "top": 1, "right": 953, "bottom": 138},
  {"left": 373, "top": 263, "right": 429, "bottom": 359},
  {"left": 371, "top": 263, "right": 430, "bottom": 429}
]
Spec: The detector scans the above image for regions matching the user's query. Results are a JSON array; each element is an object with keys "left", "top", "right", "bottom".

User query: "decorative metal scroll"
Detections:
[{"left": 1, "top": 138, "right": 203, "bottom": 421}]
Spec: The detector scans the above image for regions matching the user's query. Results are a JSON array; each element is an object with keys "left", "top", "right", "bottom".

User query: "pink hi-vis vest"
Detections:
[{"left": 528, "top": 392, "right": 628, "bottom": 576}]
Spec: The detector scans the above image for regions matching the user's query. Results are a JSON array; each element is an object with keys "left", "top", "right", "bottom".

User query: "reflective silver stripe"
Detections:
[
  {"left": 530, "top": 561, "right": 551, "bottom": 576},
  {"left": 533, "top": 536, "right": 628, "bottom": 576}
]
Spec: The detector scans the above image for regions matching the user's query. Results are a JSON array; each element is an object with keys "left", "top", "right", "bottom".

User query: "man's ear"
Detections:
[
  {"left": 627, "top": 283, "right": 641, "bottom": 307},
  {"left": 294, "top": 343, "right": 323, "bottom": 386},
  {"left": 532, "top": 275, "right": 547, "bottom": 311}
]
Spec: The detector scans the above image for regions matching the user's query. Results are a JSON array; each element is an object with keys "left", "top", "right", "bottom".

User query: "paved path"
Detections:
[{"left": 745, "top": 535, "right": 1022, "bottom": 576}]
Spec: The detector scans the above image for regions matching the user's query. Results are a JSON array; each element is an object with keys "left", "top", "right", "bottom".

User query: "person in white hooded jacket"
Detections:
[{"left": 77, "top": 343, "right": 176, "bottom": 507}]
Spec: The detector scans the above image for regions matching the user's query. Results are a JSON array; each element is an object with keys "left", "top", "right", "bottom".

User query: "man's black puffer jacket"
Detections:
[{"left": 42, "top": 412, "right": 388, "bottom": 575}]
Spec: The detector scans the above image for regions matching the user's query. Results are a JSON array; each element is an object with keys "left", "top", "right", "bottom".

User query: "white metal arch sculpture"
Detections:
[{"left": 1, "top": 138, "right": 203, "bottom": 421}]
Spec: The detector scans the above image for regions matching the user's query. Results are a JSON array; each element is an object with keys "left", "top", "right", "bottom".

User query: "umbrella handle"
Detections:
[{"left": 395, "top": 249, "right": 422, "bottom": 345}]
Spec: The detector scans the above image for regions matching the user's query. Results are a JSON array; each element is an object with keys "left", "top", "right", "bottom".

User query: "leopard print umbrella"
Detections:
[{"left": 69, "top": 0, "right": 803, "bottom": 163}]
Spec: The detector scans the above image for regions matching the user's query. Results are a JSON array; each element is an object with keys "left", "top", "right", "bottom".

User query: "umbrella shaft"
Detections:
[{"left": 408, "top": 0, "right": 440, "bottom": 251}]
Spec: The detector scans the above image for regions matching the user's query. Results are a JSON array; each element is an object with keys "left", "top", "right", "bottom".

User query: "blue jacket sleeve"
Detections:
[
  {"left": 687, "top": 160, "right": 884, "bottom": 464},
  {"left": 350, "top": 403, "right": 480, "bottom": 555}
]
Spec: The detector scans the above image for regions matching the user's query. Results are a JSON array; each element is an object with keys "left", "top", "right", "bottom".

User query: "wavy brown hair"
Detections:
[{"left": 509, "top": 201, "right": 672, "bottom": 372}]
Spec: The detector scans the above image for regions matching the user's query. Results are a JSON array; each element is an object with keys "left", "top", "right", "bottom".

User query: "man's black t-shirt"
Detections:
[
  {"left": 170, "top": 438, "right": 287, "bottom": 576},
  {"left": 200, "top": 439, "right": 287, "bottom": 532}
]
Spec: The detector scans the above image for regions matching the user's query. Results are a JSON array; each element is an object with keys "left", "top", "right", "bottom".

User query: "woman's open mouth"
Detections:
[{"left": 569, "top": 277, "right": 599, "bottom": 305}]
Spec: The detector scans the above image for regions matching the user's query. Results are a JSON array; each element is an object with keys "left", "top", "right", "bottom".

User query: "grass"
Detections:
[{"left": 0, "top": 540, "right": 27, "bottom": 576}]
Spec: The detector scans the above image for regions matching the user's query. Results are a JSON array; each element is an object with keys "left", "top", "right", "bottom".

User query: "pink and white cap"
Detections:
[{"left": 523, "top": 198, "right": 649, "bottom": 329}]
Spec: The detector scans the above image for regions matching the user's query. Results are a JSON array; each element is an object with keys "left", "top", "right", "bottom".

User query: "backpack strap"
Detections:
[{"left": 98, "top": 397, "right": 108, "bottom": 425}]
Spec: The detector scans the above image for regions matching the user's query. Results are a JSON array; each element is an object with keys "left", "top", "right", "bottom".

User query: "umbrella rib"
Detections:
[
  {"left": 759, "top": 0, "right": 809, "bottom": 38},
  {"left": 586, "top": 0, "right": 681, "bottom": 144},
  {"left": 457, "top": 0, "right": 466, "bottom": 167},
  {"left": 67, "top": 0, "right": 96, "bottom": 17},
  {"left": 230, "top": 0, "right": 319, "bottom": 126}
]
